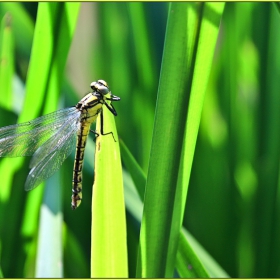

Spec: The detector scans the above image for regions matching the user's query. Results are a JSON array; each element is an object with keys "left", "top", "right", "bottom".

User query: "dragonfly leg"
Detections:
[
  {"left": 100, "top": 110, "right": 117, "bottom": 142},
  {"left": 90, "top": 129, "right": 99, "bottom": 137}
]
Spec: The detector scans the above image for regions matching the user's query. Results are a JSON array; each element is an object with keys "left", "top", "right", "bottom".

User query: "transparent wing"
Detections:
[
  {"left": 29, "top": 109, "right": 81, "bottom": 168},
  {"left": 0, "top": 107, "right": 78, "bottom": 157},
  {"left": 25, "top": 111, "right": 81, "bottom": 191}
]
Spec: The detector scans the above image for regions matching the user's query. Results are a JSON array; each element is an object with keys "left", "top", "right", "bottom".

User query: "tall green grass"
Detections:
[{"left": 0, "top": 2, "right": 280, "bottom": 278}]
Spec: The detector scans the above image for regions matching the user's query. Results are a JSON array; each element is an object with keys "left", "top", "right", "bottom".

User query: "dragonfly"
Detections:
[{"left": 0, "top": 80, "right": 120, "bottom": 209}]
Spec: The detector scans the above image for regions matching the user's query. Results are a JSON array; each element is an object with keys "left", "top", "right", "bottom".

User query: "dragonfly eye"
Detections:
[{"left": 98, "top": 86, "right": 110, "bottom": 95}]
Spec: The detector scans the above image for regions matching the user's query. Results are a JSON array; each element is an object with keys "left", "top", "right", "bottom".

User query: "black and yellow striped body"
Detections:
[
  {"left": 71, "top": 94, "right": 102, "bottom": 209},
  {"left": 71, "top": 80, "right": 120, "bottom": 210}
]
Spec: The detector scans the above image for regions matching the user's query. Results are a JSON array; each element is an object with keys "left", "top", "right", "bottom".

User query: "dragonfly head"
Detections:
[
  {"left": 91, "top": 80, "right": 120, "bottom": 101},
  {"left": 91, "top": 80, "right": 110, "bottom": 95}
]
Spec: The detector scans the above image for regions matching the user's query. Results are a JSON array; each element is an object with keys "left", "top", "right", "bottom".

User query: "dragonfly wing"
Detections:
[
  {"left": 24, "top": 114, "right": 81, "bottom": 191},
  {"left": 29, "top": 109, "right": 81, "bottom": 168},
  {"left": 0, "top": 107, "right": 78, "bottom": 157}
]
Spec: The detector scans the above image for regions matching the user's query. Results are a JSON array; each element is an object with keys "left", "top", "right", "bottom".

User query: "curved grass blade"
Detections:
[
  {"left": 176, "top": 229, "right": 209, "bottom": 278},
  {"left": 119, "top": 139, "right": 146, "bottom": 201},
  {"left": 91, "top": 105, "right": 127, "bottom": 277},
  {"left": 179, "top": 228, "right": 229, "bottom": 278}
]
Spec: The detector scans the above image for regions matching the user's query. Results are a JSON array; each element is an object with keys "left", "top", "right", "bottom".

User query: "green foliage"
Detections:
[{"left": 0, "top": 2, "right": 280, "bottom": 278}]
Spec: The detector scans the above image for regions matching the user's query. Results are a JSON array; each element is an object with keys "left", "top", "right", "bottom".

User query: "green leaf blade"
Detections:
[
  {"left": 91, "top": 106, "right": 128, "bottom": 277},
  {"left": 136, "top": 2, "right": 224, "bottom": 277}
]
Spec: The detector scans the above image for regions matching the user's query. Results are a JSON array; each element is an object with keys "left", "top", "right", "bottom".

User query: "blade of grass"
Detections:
[
  {"left": 1, "top": 3, "right": 82, "bottom": 277},
  {"left": 63, "top": 224, "right": 89, "bottom": 277},
  {"left": 176, "top": 229, "right": 209, "bottom": 278},
  {"left": 0, "top": 9, "right": 29, "bottom": 277},
  {"left": 136, "top": 4, "right": 191, "bottom": 274},
  {"left": 119, "top": 139, "right": 146, "bottom": 201},
  {"left": 35, "top": 172, "right": 63, "bottom": 277},
  {"left": 136, "top": 2, "right": 224, "bottom": 277},
  {"left": 31, "top": 3, "right": 80, "bottom": 277},
  {"left": 273, "top": 2, "right": 280, "bottom": 14},
  {"left": 127, "top": 3, "right": 155, "bottom": 89},
  {"left": 0, "top": 12, "right": 16, "bottom": 205},
  {"left": 91, "top": 104, "right": 127, "bottom": 277},
  {"left": 18, "top": 3, "right": 61, "bottom": 275},
  {"left": 127, "top": 3, "right": 156, "bottom": 172},
  {"left": 0, "top": 2, "right": 34, "bottom": 59},
  {"left": 21, "top": 1, "right": 80, "bottom": 231},
  {"left": 175, "top": 8, "right": 225, "bottom": 276},
  {"left": 20, "top": 2, "right": 59, "bottom": 122},
  {"left": 0, "top": 13, "right": 14, "bottom": 110},
  {"left": 121, "top": 138, "right": 226, "bottom": 277},
  {"left": 179, "top": 228, "right": 229, "bottom": 278},
  {"left": 253, "top": 4, "right": 280, "bottom": 276}
]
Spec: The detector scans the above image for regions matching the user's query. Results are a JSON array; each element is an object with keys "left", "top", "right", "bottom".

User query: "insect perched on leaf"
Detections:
[{"left": 0, "top": 80, "right": 120, "bottom": 209}]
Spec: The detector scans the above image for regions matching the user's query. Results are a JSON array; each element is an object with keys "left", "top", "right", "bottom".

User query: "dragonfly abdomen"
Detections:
[
  {"left": 71, "top": 122, "right": 91, "bottom": 210},
  {"left": 71, "top": 94, "right": 102, "bottom": 209}
]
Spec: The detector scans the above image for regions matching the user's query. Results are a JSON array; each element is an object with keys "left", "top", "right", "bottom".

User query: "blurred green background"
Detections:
[{"left": 0, "top": 1, "right": 280, "bottom": 278}]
